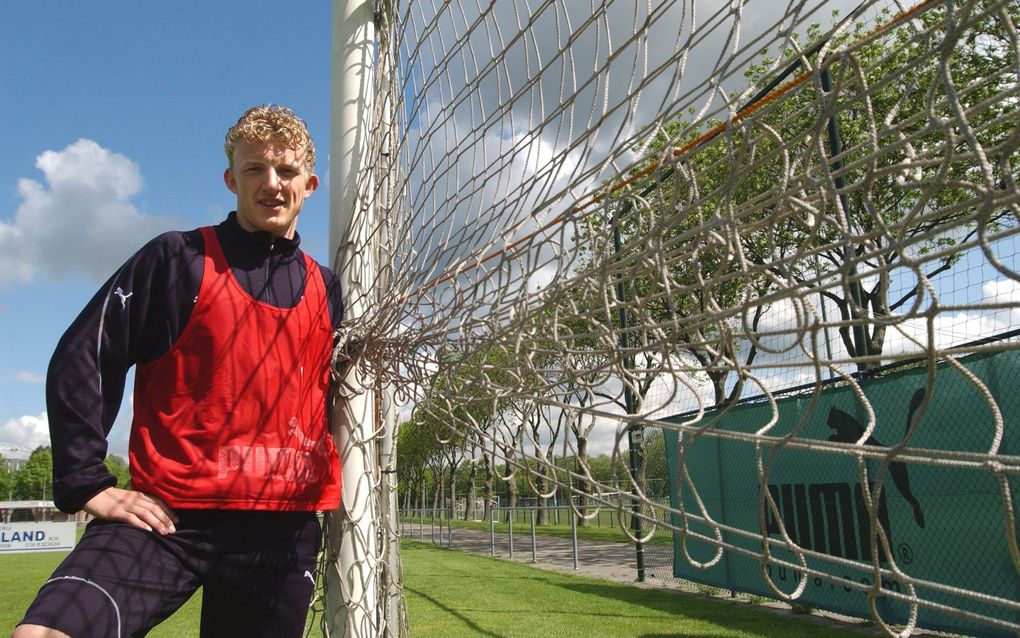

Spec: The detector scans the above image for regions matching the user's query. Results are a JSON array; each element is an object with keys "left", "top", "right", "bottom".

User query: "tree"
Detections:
[
  {"left": 490, "top": 406, "right": 527, "bottom": 518},
  {"left": 746, "top": 6, "right": 1020, "bottom": 368},
  {"left": 0, "top": 455, "right": 12, "bottom": 500},
  {"left": 642, "top": 428, "right": 668, "bottom": 500},
  {"left": 397, "top": 418, "right": 439, "bottom": 510},
  {"left": 104, "top": 454, "right": 132, "bottom": 489},
  {"left": 463, "top": 443, "right": 479, "bottom": 520},
  {"left": 411, "top": 342, "right": 528, "bottom": 521},
  {"left": 15, "top": 447, "right": 52, "bottom": 500},
  {"left": 397, "top": 399, "right": 459, "bottom": 513},
  {"left": 575, "top": 3, "right": 1019, "bottom": 399},
  {"left": 521, "top": 401, "right": 566, "bottom": 525}
]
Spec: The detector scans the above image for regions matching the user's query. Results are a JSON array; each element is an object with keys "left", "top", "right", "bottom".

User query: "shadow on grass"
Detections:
[
  {"left": 402, "top": 541, "right": 875, "bottom": 637},
  {"left": 554, "top": 581, "right": 874, "bottom": 637},
  {"left": 403, "top": 585, "right": 507, "bottom": 638}
]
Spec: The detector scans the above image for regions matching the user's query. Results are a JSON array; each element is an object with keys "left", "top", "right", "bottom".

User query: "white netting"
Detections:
[{"left": 321, "top": 1, "right": 1020, "bottom": 636}]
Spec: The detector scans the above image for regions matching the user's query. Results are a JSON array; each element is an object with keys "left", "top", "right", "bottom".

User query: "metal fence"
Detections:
[{"left": 398, "top": 505, "right": 683, "bottom": 584}]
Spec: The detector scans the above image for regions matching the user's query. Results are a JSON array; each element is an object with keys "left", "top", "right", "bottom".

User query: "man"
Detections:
[{"left": 14, "top": 105, "right": 343, "bottom": 638}]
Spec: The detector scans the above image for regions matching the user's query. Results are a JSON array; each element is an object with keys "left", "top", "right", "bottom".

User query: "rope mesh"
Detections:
[{"left": 320, "top": 1, "right": 1020, "bottom": 636}]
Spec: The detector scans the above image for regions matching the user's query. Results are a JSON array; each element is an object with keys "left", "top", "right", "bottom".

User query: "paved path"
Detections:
[{"left": 400, "top": 522, "right": 705, "bottom": 589}]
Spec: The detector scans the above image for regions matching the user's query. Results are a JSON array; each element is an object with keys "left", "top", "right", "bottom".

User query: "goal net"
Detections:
[{"left": 323, "top": 1, "right": 1020, "bottom": 636}]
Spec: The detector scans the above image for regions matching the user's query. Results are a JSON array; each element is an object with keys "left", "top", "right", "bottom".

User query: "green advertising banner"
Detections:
[{"left": 664, "top": 350, "right": 1020, "bottom": 637}]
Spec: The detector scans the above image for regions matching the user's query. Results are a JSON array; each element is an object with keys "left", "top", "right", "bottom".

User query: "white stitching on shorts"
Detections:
[{"left": 42, "top": 576, "right": 122, "bottom": 638}]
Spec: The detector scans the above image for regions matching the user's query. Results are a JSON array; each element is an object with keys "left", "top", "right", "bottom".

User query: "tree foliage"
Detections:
[
  {"left": 0, "top": 455, "right": 12, "bottom": 500},
  {"left": 14, "top": 447, "right": 53, "bottom": 500},
  {"left": 575, "top": 4, "right": 1019, "bottom": 396},
  {"left": 395, "top": 4, "right": 1019, "bottom": 520},
  {"left": 2, "top": 448, "right": 134, "bottom": 502},
  {"left": 104, "top": 454, "right": 132, "bottom": 490}
]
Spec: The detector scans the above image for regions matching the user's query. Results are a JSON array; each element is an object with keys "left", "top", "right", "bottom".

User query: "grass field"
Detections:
[
  {"left": 2, "top": 540, "right": 872, "bottom": 637},
  {"left": 0, "top": 549, "right": 203, "bottom": 637},
  {"left": 400, "top": 514, "right": 675, "bottom": 547},
  {"left": 400, "top": 541, "right": 873, "bottom": 637}
]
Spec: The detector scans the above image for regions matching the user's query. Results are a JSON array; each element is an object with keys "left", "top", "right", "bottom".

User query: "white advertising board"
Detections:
[{"left": 0, "top": 522, "right": 76, "bottom": 554}]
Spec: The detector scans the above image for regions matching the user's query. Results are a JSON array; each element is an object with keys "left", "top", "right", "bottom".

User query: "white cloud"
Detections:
[
  {"left": 980, "top": 278, "right": 1020, "bottom": 305},
  {"left": 0, "top": 413, "right": 50, "bottom": 450},
  {"left": 0, "top": 405, "right": 132, "bottom": 459},
  {"left": 0, "top": 139, "right": 177, "bottom": 286},
  {"left": 11, "top": 371, "right": 44, "bottom": 383},
  {"left": 884, "top": 278, "right": 1020, "bottom": 356}
]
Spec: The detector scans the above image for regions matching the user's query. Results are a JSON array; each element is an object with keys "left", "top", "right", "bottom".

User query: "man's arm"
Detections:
[
  {"left": 47, "top": 231, "right": 198, "bottom": 532},
  {"left": 319, "top": 264, "right": 345, "bottom": 330}
]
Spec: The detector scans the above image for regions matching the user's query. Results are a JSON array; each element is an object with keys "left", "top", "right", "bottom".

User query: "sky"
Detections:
[
  {"left": 1, "top": 0, "right": 806, "bottom": 459},
  {"left": 1, "top": 0, "right": 1015, "bottom": 462},
  {"left": 0, "top": 2, "right": 335, "bottom": 456}
]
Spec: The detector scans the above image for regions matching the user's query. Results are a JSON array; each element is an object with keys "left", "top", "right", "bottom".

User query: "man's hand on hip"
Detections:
[{"left": 82, "top": 487, "right": 179, "bottom": 535}]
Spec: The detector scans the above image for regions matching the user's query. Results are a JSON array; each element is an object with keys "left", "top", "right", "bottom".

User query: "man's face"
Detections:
[{"left": 224, "top": 140, "right": 318, "bottom": 239}]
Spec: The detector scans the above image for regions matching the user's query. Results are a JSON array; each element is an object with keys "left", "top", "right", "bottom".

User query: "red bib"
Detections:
[{"left": 130, "top": 227, "right": 341, "bottom": 510}]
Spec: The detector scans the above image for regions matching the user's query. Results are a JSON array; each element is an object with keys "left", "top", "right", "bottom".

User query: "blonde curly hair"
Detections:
[{"left": 224, "top": 105, "right": 316, "bottom": 174}]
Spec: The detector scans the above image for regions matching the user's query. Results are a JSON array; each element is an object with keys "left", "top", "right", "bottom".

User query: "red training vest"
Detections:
[{"left": 130, "top": 226, "right": 341, "bottom": 510}]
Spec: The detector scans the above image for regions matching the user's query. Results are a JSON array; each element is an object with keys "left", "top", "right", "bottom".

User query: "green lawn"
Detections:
[
  {"left": 3, "top": 541, "right": 872, "bottom": 637},
  {"left": 401, "top": 541, "right": 873, "bottom": 637},
  {"left": 0, "top": 551, "right": 65, "bottom": 632},
  {"left": 0, "top": 549, "right": 203, "bottom": 637}
]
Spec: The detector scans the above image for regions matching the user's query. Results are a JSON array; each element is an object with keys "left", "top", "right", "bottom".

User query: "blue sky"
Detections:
[
  {"left": 0, "top": 2, "right": 335, "bottom": 455},
  {"left": 1, "top": 1, "right": 1016, "bottom": 460}
]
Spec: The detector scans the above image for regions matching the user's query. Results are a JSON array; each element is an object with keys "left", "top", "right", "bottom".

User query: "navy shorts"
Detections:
[{"left": 19, "top": 510, "right": 321, "bottom": 638}]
